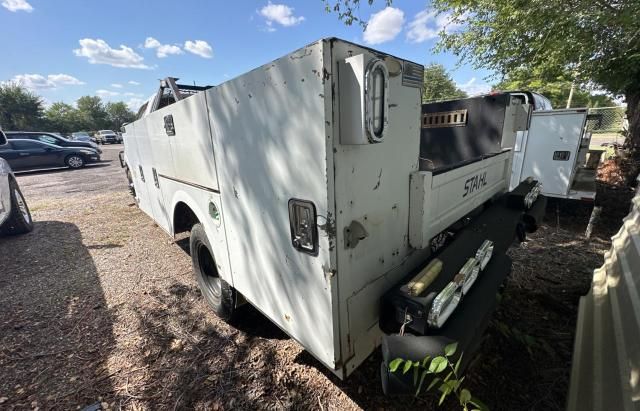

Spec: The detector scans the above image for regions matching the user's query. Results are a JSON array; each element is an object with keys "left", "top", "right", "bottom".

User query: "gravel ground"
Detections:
[{"left": 0, "top": 146, "right": 632, "bottom": 410}]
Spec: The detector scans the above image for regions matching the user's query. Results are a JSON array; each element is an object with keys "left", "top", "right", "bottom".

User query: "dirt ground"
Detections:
[{"left": 0, "top": 146, "right": 634, "bottom": 410}]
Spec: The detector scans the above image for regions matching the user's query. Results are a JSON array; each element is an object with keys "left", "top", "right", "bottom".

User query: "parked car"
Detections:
[
  {"left": 97, "top": 130, "right": 119, "bottom": 144},
  {"left": 0, "top": 139, "right": 100, "bottom": 171},
  {"left": 0, "top": 129, "right": 33, "bottom": 235},
  {"left": 6, "top": 131, "right": 102, "bottom": 154},
  {"left": 71, "top": 131, "right": 94, "bottom": 143}
]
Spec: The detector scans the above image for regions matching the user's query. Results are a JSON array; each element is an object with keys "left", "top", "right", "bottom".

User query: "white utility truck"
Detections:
[{"left": 121, "top": 38, "right": 545, "bottom": 393}]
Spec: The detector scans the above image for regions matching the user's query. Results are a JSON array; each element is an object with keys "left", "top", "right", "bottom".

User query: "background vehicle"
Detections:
[
  {"left": 123, "top": 39, "right": 545, "bottom": 393},
  {"left": 0, "top": 129, "right": 33, "bottom": 235},
  {"left": 97, "top": 130, "right": 119, "bottom": 144},
  {"left": 71, "top": 131, "right": 93, "bottom": 143},
  {"left": 0, "top": 139, "right": 100, "bottom": 171},
  {"left": 6, "top": 131, "right": 102, "bottom": 154}
]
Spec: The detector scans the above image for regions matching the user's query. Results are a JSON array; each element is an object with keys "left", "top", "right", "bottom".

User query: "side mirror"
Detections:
[
  {"left": 0, "top": 131, "right": 7, "bottom": 146},
  {"left": 121, "top": 123, "right": 129, "bottom": 133}
]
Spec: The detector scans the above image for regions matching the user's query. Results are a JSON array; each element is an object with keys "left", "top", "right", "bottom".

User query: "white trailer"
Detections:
[{"left": 122, "top": 38, "right": 545, "bottom": 393}]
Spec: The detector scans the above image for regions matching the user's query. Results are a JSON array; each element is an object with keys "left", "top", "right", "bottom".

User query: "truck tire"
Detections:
[
  {"left": 0, "top": 178, "right": 33, "bottom": 235},
  {"left": 190, "top": 223, "right": 236, "bottom": 322}
]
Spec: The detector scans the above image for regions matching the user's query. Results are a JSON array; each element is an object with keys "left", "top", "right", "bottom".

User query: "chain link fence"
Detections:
[{"left": 586, "top": 106, "right": 627, "bottom": 146}]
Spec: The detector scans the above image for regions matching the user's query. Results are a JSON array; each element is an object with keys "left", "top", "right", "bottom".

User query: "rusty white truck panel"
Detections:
[{"left": 204, "top": 40, "right": 340, "bottom": 370}]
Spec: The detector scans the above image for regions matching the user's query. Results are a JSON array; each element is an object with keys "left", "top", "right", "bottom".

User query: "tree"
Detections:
[
  {"left": 0, "top": 83, "right": 45, "bottom": 131},
  {"left": 322, "top": 0, "right": 390, "bottom": 27},
  {"left": 45, "top": 102, "right": 82, "bottom": 134},
  {"left": 105, "top": 102, "right": 135, "bottom": 131},
  {"left": 494, "top": 67, "right": 616, "bottom": 109},
  {"left": 430, "top": 0, "right": 640, "bottom": 153},
  {"left": 422, "top": 63, "right": 467, "bottom": 103},
  {"left": 76, "top": 96, "right": 109, "bottom": 131}
]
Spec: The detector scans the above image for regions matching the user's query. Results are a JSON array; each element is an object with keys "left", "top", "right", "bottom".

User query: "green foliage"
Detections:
[
  {"left": 0, "top": 82, "right": 45, "bottom": 131},
  {"left": 431, "top": 0, "right": 640, "bottom": 151},
  {"left": 493, "top": 320, "right": 554, "bottom": 357},
  {"left": 389, "top": 342, "right": 488, "bottom": 411},
  {"left": 0, "top": 83, "right": 135, "bottom": 133},
  {"left": 106, "top": 102, "right": 136, "bottom": 131},
  {"left": 423, "top": 63, "right": 468, "bottom": 103},
  {"left": 432, "top": 0, "right": 640, "bottom": 96},
  {"left": 321, "top": 0, "right": 391, "bottom": 27},
  {"left": 494, "top": 67, "right": 615, "bottom": 109},
  {"left": 76, "top": 96, "right": 109, "bottom": 131}
]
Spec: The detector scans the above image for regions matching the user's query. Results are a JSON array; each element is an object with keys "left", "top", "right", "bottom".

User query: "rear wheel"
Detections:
[
  {"left": 0, "top": 178, "right": 33, "bottom": 235},
  {"left": 65, "top": 154, "right": 85, "bottom": 169},
  {"left": 190, "top": 223, "right": 236, "bottom": 322}
]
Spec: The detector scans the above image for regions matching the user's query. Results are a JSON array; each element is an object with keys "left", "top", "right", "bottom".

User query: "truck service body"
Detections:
[{"left": 121, "top": 38, "right": 545, "bottom": 392}]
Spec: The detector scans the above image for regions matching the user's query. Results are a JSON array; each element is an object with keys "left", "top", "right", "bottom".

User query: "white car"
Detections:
[{"left": 0, "top": 128, "right": 33, "bottom": 235}]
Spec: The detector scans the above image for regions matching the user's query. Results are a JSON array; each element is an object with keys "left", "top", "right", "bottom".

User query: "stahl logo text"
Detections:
[{"left": 463, "top": 172, "right": 487, "bottom": 197}]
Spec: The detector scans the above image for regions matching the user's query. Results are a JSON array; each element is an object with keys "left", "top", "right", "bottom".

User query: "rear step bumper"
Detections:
[{"left": 380, "top": 191, "right": 547, "bottom": 395}]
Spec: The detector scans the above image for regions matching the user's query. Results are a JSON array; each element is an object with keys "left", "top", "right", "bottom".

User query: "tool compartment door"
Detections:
[{"left": 520, "top": 110, "right": 587, "bottom": 197}]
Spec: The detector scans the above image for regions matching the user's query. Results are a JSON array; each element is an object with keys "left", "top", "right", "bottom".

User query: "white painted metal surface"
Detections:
[
  {"left": 409, "top": 151, "right": 511, "bottom": 249},
  {"left": 567, "top": 175, "right": 640, "bottom": 410},
  {"left": 510, "top": 109, "right": 593, "bottom": 199},
  {"left": 122, "top": 38, "right": 516, "bottom": 378}
]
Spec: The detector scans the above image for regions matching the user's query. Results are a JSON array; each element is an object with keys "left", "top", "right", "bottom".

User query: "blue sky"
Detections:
[{"left": 0, "top": 0, "right": 494, "bottom": 111}]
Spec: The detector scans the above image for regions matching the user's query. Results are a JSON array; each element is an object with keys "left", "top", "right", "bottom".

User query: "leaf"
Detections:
[
  {"left": 403, "top": 360, "right": 413, "bottom": 375},
  {"left": 416, "top": 370, "right": 430, "bottom": 395},
  {"left": 429, "top": 356, "right": 448, "bottom": 374},
  {"left": 454, "top": 353, "right": 464, "bottom": 374},
  {"left": 460, "top": 388, "right": 472, "bottom": 404},
  {"left": 444, "top": 342, "right": 458, "bottom": 357},
  {"left": 388, "top": 358, "right": 404, "bottom": 373},
  {"left": 413, "top": 366, "right": 419, "bottom": 387},
  {"left": 421, "top": 355, "right": 431, "bottom": 367},
  {"left": 469, "top": 396, "right": 490, "bottom": 411},
  {"left": 444, "top": 370, "right": 453, "bottom": 382},
  {"left": 427, "top": 377, "right": 441, "bottom": 392},
  {"left": 438, "top": 385, "right": 450, "bottom": 406}
]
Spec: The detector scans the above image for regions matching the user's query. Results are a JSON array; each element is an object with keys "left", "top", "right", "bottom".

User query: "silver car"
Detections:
[{"left": 0, "top": 128, "right": 33, "bottom": 235}]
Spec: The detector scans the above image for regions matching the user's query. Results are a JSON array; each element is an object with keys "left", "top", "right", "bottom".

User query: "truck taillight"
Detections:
[{"left": 288, "top": 199, "right": 318, "bottom": 255}]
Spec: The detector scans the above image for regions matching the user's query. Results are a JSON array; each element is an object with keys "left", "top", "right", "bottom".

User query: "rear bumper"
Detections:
[{"left": 380, "top": 189, "right": 547, "bottom": 395}]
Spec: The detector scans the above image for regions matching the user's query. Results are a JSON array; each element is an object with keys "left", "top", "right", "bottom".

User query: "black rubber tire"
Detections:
[
  {"left": 190, "top": 223, "right": 236, "bottom": 322},
  {"left": 65, "top": 154, "right": 85, "bottom": 169},
  {"left": 0, "top": 178, "right": 33, "bottom": 235}
]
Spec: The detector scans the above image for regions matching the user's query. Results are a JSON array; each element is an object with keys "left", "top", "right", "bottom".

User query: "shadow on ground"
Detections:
[{"left": 0, "top": 221, "right": 115, "bottom": 409}]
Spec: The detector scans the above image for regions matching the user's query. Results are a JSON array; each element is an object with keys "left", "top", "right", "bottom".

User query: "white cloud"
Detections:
[
  {"left": 2, "top": 0, "right": 33, "bottom": 12},
  {"left": 363, "top": 7, "right": 405, "bottom": 45},
  {"left": 111, "top": 83, "right": 123, "bottom": 88},
  {"left": 124, "top": 92, "right": 143, "bottom": 97},
  {"left": 184, "top": 40, "right": 213, "bottom": 58},
  {"left": 407, "top": 10, "right": 464, "bottom": 43},
  {"left": 144, "top": 37, "right": 183, "bottom": 58},
  {"left": 8, "top": 73, "right": 84, "bottom": 89},
  {"left": 128, "top": 80, "right": 140, "bottom": 86},
  {"left": 47, "top": 73, "right": 85, "bottom": 86},
  {"left": 126, "top": 98, "right": 146, "bottom": 111},
  {"left": 74, "top": 38, "right": 150, "bottom": 69},
  {"left": 259, "top": 2, "right": 304, "bottom": 29},
  {"left": 457, "top": 77, "right": 491, "bottom": 96},
  {"left": 96, "top": 89, "right": 120, "bottom": 97}
]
